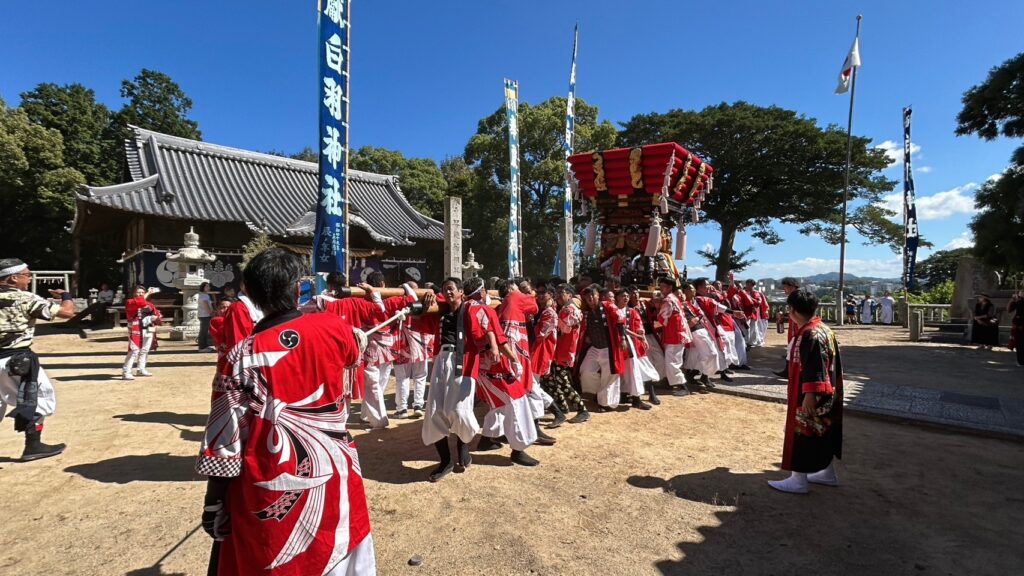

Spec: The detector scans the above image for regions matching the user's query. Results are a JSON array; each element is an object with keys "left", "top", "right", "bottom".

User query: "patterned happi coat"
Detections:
[
  {"left": 125, "top": 296, "right": 161, "bottom": 352},
  {"left": 197, "top": 311, "right": 371, "bottom": 575},
  {"left": 497, "top": 291, "right": 538, "bottom": 391},
  {"left": 783, "top": 317, "right": 844, "bottom": 473},
  {"left": 530, "top": 306, "right": 558, "bottom": 377},
  {"left": 362, "top": 294, "right": 416, "bottom": 367}
]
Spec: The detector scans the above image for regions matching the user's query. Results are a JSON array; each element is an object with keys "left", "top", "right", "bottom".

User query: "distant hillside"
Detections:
[{"left": 801, "top": 272, "right": 900, "bottom": 284}]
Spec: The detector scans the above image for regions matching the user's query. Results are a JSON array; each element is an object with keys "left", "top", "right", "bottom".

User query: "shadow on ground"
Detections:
[{"left": 65, "top": 453, "right": 202, "bottom": 483}]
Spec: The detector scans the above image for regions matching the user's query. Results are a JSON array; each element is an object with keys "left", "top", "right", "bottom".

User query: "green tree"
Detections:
[
  {"left": 19, "top": 83, "right": 119, "bottom": 185},
  {"left": 349, "top": 146, "right": 448, "bottom": 219},
  {"left": 955, "top": 52, "right": 1024, "bottom": 278},
  {"left": 619, "top": 101, "right": 895, "bottom": 280},
  {"left": 922, "top": 279, "right": 955, "bottom": 305},
  {"left": 463, "top": 96, "right": 617, "bottom": 278},
  {"left": 913, "top": 247, "right": 972, "bottom": 289},
  {"left": 242, "top": 231, "right": 278, "bottom": 267},
  {"left": 113, "top": 69, "right": 201, "bottom": 140},
  {"left": 0, "top": 97, "right": 85, "bottom": 269},
  {"left": 695, "top": 246, "right": 757, "bottom": 273}
]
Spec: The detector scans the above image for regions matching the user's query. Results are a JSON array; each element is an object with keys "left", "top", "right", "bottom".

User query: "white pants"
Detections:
[
  {"left": 663, "top": 343, "right": 686, "bottom": 387},
  {"left": 622, "top": 354, "right": 659, "bottom": 397},
  {"left": 477, "top": 383, "right": 538, "bottom": 451},
  {"left": 757, "top": 319, "right": 769, "bottom": 345},
  {"left": 733, "top": 327, "right": 748, "bottom": 366},
  {"left": 362, "top": 361, "right": 392, "bottom": 428},
  {"left": 526, "top": 379, "right": 552, "bottom": 419},
  {"left": 393, "top": 361, "right": 427, "bottom": 411},
  {"left": 123, "top": 332, "right": 154, "bottom": 374},
  {"left": 684, "top": 329, "right": 721, "bottom": 376},
  {"left": 422, "top": 349, "right": 480, "bottom": 445},
  {"left": 0, "top": 355, "right": 56, "bottom": 419},
  {"left": 580, "top": 347, "right": 621, "bottom": 408},
  {"left": 327, "top": 532, "right": 377, "bottom": 575},
  {"left": 717, "top": 328, "right": 739, "bottom": 369},
  {"left": 644, "top": 334, "right": 666, "bottom": 380}
]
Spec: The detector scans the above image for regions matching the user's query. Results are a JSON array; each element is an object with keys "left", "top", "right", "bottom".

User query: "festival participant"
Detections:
[
  {"left": 474, "top": 277, "right": 542, "bottom": 460},
  {"left": 1008, "top": 290, "right": 1024, "bottom": 366},
  {"left": 768, "top": 289, "right": 844, "bottom": 494},
  {"left": 196, "top": 248, "right": 376, "bottom": 574},
  {"left": 0, "top": 258, "right": 74, "bottom": 461},
  {"left": 578, "top": 285, "right": 627, "bottom": 412},
  {"left": 742, "top": 280, "right": 764, "bottom": 347},
  {"left": 680, "top": 283, "right": 717, "bottom": 393},
  {"left": 208, "top": 298, "right": 232, "bottom": 353},
  {"left": 755, "top": 283, "right": 770, "bottom": 345},
  {"left": 693, "top": 279, "right": 734, "bottom": 384},
  {"left": 773, "top": 277, "right": 801, "bottom": 377},
  {"left": 878, "top": 292, "right": 895, "bottom": 325},
  {"left": 655, "top": 277, "right": 690, "bottom": 397},
  {"left": 216, "top": 284, "right": 265, "bottom": 374},
  {"left": 860, "top": 294, "right": 877, "bottom": 325},
  {"left": 615, "top": 290, "right": 657, "bottom": 408},
  {"left": 641, "top": 290, "right": 667, "bottom": 382},
  {"left": 359, "top": 271, "right": 418, "bottom": 430},
  {"left": 423, "top": 277, "right": 527, "bottom": 480},
  {"left": 530, "top": 287, "right": 570, "bottom": 427},
  {"left": 121, "top": 285, "right": 163, "bottom": 380},
  {"left": 539, "top": 284, "right": 590, "bottom": 425},
  {"left": 726, "top": 285, "right": 752, "bottom": 371},
  {"left": 393, "top": 282, "right": 434, "bottom": 419}
]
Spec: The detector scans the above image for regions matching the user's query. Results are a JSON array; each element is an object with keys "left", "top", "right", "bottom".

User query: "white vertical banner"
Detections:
[
  {"left": 504, "top": 78, "right": 521, "bottom": 278},
  {"left": 556, "top": 23, "right": 579, "bottom": 279}
]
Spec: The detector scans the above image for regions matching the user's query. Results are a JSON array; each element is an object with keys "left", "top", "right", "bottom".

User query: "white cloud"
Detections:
[
  {"left": 943, "top": 231, "right": 974, "bottom": 250},
  {"left": 701, "top": 243, "right": 714, "bottom": 253},
  {"left": 916, "top": 166, "right": 932, "bottom": 174},
  {"left": 987, "top": 172, "right": 1003, "bottom": 183},
  {"left": 744, "top": 256, "right": 903, "bottom": 280},
  {"left": 876, "top": 183, "right": 979, "bottom": 221},
  {"left": 875, "top": 140, "right": 921, "bottom": 167}
]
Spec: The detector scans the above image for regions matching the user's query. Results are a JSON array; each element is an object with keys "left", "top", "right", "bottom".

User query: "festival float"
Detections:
[{"left": 567, "top": 142, "right": 713, "bottom": 288}]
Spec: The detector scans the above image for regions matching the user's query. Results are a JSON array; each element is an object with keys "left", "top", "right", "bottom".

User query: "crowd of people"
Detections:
[{"left": 844, "top": 291, "right": 896, "bottom": 325}]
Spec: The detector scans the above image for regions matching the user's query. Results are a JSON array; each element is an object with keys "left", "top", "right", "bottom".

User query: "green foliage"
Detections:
[
  {"left": 19, "top": 83, "right": 120, "bottom": 185},
  {"left": 242, "top": 231, "right": 277, "bottom": 268},
  {"left": 0, "top": 97, "right": 86, "bottom": 268},
  {"left": 462, "top": 96, "right": 617, "bottom": 278},
  {"left": 923, "top": 279, "right": 955, "bottom": 304},
  {"left": 113, "top": 69, "right": 201, "bottom": 140},
  {"left": 619, "top": 101, "right": 895, "bottom": 280},
  {"left": 695, "top": 246, "right": 757, "bottom": 273},
  {"left": 954, "top": 52, "right": 1024, "bottom": 279},
  {"left": 914, "top": 247, "right": 971, "bottom": 289},
  {"left": 349, "top": 146, "right": 448, "bottom": 220}
]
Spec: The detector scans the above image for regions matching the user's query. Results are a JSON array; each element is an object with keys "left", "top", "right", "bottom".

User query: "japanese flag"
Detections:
[{"left": 835, "top": 37, "right": 861, "bottom": 94}]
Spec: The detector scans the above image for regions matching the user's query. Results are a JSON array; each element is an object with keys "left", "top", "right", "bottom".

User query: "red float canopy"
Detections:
[{"left": 567, "top": 142, "right": 713, "bottom": 214}]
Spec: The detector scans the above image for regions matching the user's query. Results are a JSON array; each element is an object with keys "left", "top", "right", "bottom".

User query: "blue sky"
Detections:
[{"left": 2, "top": 0, "right": 1021, "bottom": 279}]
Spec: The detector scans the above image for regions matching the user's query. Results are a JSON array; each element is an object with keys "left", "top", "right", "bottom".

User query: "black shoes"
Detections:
[
  {"left": 534, "top": 424, "right": 557, "bottom": 446},
  {"left": 714, "top": 371, "right": 730, "bottom": 384},
  {"left": 568, "top": 410, "right": 590, "bottom": 424},
  {"left": 548, "top": 410, "right": 567, "bottom": 429},
  {"left": 429, "top": 460, "right": 454, "bottom": 482},
  {"left": 631, "top": 396, "right": 653, "bottom": 410},
  {"left": 21, "top": 432, "right": 66, "bottom": 462},
  {"left": 597, "top": 405, "right": 613, "bottom": 413},
  {"left": 773, "top": 368, "right": 788, "bottom": 377},
  {"left": 511, "top": 450, "right": 539, "bottom": 466},
  {"left": 476, "top": 436, "right": 503, "bottom": 451},
  {"left": 646, "top": 382, "right": 661, "bottom": 405}
]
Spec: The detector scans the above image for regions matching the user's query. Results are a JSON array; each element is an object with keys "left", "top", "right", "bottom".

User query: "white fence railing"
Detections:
[{"left": 768, "top": 302, "right": 953, "bottom": 325}]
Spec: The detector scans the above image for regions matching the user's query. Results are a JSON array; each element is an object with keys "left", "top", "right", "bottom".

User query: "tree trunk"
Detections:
[{"left": 715, "top": 223, "right": 737, "bottom": 283}]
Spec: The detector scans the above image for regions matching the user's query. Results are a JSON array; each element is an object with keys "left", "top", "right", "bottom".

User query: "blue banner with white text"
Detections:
[
  {"left": 314, "top": 0, "right": 351, "bottom": 274},
  {"left": 505, "top": 78, "right": 522, "bottom": 278},
  {"left": 903, "top": 107, "right": 920, "bottom": 289}
]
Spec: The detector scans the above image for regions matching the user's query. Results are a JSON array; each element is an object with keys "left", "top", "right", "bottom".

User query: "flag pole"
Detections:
[{"left": 837, "top": 14, "right": 861, "bottom": 326}]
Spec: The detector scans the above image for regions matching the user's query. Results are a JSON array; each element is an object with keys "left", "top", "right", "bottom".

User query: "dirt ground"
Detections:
[{"left": 1, "top": 329, "right": 1022, "bottom": 575}]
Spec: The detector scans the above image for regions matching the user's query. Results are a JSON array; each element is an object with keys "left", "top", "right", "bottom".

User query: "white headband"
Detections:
[
  {"left": 466, "top": 285, "right": 484, "bottom": 298},
  {"left": 0, "top": 263, "right": 28, "bottom": 278}
]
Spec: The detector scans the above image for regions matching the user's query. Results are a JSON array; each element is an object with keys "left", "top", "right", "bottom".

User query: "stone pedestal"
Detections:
[
  {"left": 167, "top": 228, "right": 217, "bottom": 341},
  {"left": 444, "top": 197, "right": 463, "bottom": 279},
  {"left": 951, "top": 256, "right": 999, "bottom": 320}
]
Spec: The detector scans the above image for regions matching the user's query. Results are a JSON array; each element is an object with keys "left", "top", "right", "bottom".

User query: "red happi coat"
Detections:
[
  {"left": 497, "top": 291, "right": 538, "bottom": 391},
  {"left": 735, "top": 289, "right": 757, "bottom": 320},
  {"left": 756, "top": 290, "right": 770, "bottom": 320},
  {"left": 363, "top": 293, "right": 417, "bottom": 367},
  {"left": 395, "top": 315, "right": 436, "bottom": 365},
  {"left": 658, "top": 294, "right": 691, "bottom": 346},
  {"left": 311, "top": 295, "right": 383, "bottom": 401},
  {"left": 577, "top": 301, "right": 626, "bottom": 375},
  {"left": 783, "top": 317, "right": 844, "bottom": 472},
  {"left": 624, "top": 306, "right": 649, "bottom": 357},
  {"left": 217, "top": 295, "right": 264, "bottom": 374},
  {"left": 530, "top": 306, "right": 558, "bottom": 376},
  {"left": 471, "top": 302, "right": 529, "bottom": 407},
  {"left": 694, "top": 296, "right": 728, "bottom": 349},
  {"left": 197, "top": 312, "right": 371, "bottom": 576},
  {"left": 125, "top": 296, "right": 161, "bottom": 352},
  {"left": 553, "top": 303, "right": 583, "bottom": 367}
]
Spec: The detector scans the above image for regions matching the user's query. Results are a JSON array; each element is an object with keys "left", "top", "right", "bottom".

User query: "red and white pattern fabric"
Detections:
[
  {"left": 530, "top": 306, "right": 558, "bottom": 377},
  {"left": 553, "top": 303, "right": 582, "bottom": 367},
  {"left": 197, "top": 312, "right": 374, "bottom": 575},
  {"left": 658, "top": 294, "right": 691, "bottom": 346}
]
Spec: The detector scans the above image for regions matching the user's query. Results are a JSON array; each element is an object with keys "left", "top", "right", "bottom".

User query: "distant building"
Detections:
[{"left": 72, "top": 126, "right": 461, "bottom": 291}]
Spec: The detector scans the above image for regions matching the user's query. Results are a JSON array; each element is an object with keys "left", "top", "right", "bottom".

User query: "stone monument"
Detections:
[
  {"left": 951, "top": 256, "right": 1000, "bottom": 320},
  {"left": 444, "top": 196, "right": 463, "bottom": 279},
  {"left": 167, "top": 227, "right": 217, "bottom": 341},
  {"left": 462, "top": 250, "right": 483, "bottom": 280}
]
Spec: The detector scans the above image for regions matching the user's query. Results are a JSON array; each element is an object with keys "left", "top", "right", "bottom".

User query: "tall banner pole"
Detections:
[
  {"left": 314, "top": 0, "right": 351, "bottom": 277},
  {"left": 903, "top": 106, "right": 920, "bottom": 291},
  {"left": 558, "top": 23, "right": 579, "bottom": 280},
  {"left": 836, "top": 15, "right": 861, "bottom": 326},
  {"left": 504, "top": 78, "right": 522, "bottom": 278}
]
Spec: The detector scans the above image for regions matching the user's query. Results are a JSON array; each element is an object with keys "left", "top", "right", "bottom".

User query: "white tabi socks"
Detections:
[
  {"left": 807, "top": 459, "right": 839, "bottom": 486},
  {"left": 767, "top": 472, "right": 809, "bottom": 494}
]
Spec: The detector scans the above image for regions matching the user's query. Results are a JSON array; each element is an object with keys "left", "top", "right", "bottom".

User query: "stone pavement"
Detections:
[{"left": 709, "top": 327, "right": 1024, "bottom": 440}]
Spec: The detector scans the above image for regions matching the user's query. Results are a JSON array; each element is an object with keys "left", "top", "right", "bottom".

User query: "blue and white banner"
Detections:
[
  {"left": 504, "top": 78, "right": 522, "bottom": 277},
  {"left": 314, "top": 0, "right": 351, "bottom": 274},
  {"left": 903, "top": 106, "right": 920, "bottom": 288},
  {"left": 554, "top": 23, "right": 579, "bottom": 278}
]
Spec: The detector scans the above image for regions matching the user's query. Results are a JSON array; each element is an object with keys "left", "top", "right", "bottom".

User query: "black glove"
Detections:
[{"left": 202, "top": 499, "right": 231, "bottom": 540}]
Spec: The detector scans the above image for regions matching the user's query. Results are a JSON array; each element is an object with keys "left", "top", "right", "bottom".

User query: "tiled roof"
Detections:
[{"left": 75, "top": 126, "right": 447, "bottom": 246}]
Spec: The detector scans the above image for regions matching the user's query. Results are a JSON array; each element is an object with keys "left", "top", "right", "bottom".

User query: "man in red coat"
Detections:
[
  {"left": 577, "top": 285, "right": 627, "bottom": 412},
  {"left": 197, "top": 248, "right": 376, "bottom": 575}
]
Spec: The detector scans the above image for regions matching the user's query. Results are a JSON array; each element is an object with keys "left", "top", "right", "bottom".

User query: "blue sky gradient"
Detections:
[{"left": 3, "top": 1, "right": 1021, "bottom": 278}]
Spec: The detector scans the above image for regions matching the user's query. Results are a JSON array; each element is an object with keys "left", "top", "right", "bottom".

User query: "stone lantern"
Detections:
[
  {"left": 461, "top": 249, "right": 483, "bottom": 280},
  {"left": 167, "top": 227, "right": 217, "bottom": 341}
]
